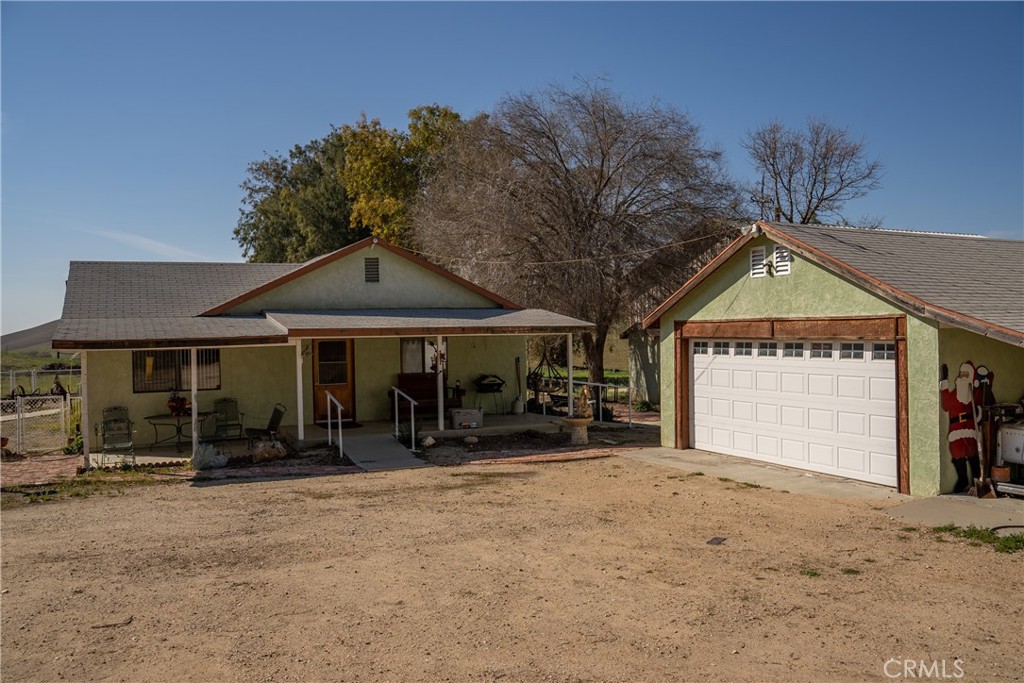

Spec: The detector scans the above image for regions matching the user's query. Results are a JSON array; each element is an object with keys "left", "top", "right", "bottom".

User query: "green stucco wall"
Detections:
[
  {"left": 657, "top": 235, "right": 947, "bottom": 496},
  {"left": 227, "top": 247, "right": 497, "bottom": 314},
  {"left": 85, "top": 334, "right": 530, "bottom": 447},
  {"left": 937, "top": 328, "right": 1024, "bottom": 491},
  {"left": 84, "top": 345, "right": 298, "bottom": 449}
]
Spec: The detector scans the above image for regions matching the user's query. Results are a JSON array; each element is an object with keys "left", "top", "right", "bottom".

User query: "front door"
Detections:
[{"left": 313, "top": 339, "right": 355, "bottom": 423}]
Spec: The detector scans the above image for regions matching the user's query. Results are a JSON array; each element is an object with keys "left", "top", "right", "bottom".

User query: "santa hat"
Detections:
[{"left": 959, "top": 361, "right": 977, "bottom": 386}]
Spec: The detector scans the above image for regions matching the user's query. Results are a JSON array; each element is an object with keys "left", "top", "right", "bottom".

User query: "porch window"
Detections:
[
  {"left": 401, "top": 338, "right": 426, "bottom": 373},
  {"left": 317, "top": 342, "right": 349, "bottom": 384},
  {"left": 132, "top": 349, "right": 221, "bottom": 393}
]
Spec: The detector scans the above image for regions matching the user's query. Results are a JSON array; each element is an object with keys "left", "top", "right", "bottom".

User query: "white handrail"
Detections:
[
  {"left": 390, "top": 386, "right": 419, "bottom": 448},
  {"left": 324, "top": 391, "right": 345, "bottom": 461},
  {"left": 573, "top": 380, "right": 633, "bottom": 427}
]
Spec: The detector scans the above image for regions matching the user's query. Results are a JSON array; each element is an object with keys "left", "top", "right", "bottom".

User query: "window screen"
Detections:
[{"left": 132, "top": 350, "right": 220, "bottom": 393}]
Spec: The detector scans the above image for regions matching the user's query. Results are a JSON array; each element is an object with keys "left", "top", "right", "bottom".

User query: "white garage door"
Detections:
[{"left": 691, "top": 339, "right": 897, "bottom": 487}]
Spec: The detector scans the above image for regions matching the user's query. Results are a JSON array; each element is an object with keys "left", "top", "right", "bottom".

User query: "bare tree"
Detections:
[
  {"left": 744, "top": 118, "right": 882, "bottom": 225},
  {"left": 412, "top": 80, "right": 741, "bottom": 383}
]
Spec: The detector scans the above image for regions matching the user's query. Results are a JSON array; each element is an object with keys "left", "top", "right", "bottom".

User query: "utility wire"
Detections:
[{"left": 404, "top": 229, "right": 732, "bottom": 267}]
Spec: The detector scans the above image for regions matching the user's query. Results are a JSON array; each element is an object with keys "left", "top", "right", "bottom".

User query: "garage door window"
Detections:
[
  {"left": 735, "top": 342, "right": 753, "bottom": 356},
  {"left": 783, "top": 342, "right": 804, "bottom": 358},
  {"left": 693, "top": 341, "right": 709, "bottom": 355},
  {"left": 713, "top": 341, "right": 730, "bottom": 355},
  {"left": 840, "top": 342, "right": 865, "bottom": 360},
  {"left": 758, "top": 342, "right": 778, "bottom": 357},
  {"left": 873, "top": 343, "right": 896, "bottom": 360},
  {"left": 810, "top": 342, "right": 833, "bottom": 359}
]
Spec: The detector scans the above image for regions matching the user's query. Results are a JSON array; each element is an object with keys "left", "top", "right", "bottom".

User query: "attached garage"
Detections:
[
  {"left": 645, "top": 221, "right": 1024, "bottom": 497},
  {"left": 691, "top": 337, "right": 897, "bottom": 487}
]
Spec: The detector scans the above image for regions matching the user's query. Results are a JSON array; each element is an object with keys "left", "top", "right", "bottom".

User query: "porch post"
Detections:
[
  {"left": 436, "top": 335, "right": 445, "bottom": 432},
  {"left": 80, "top": 350, "right": 90, "bottom": 468},
  {"left": 566, "top": 333, "right": 574, "bottom": 418},
  {"left": 295, "top": 339, "right": 305, "bottom": 441},
  {"left": 190, "top": 348, "right": 198, "bottom": 456}
]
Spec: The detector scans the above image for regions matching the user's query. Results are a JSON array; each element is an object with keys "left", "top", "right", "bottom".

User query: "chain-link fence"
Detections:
[
  {"left": 0, "top": 395, "right": 82, "bottom": 455},
  {"left": 3, "top": 369, "right": 81, "bottom": 397}
]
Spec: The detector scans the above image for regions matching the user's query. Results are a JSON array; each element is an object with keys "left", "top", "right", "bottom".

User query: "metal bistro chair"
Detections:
[
  {"left": 245, "top": 403, "right": 287, "bottom": 448},
  {"left": 211, "top": 398, "right": 245, "bottom": 440},
  {"left": 97, "top": 406, "right": 136, "bottom": 467}
]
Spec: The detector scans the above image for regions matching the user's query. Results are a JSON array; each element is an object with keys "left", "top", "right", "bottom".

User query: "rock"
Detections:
[
  {"left": 463, "top": 436, "right": 479, "bottom": 445},
  {"left": 420, "top": 436, "right": 436, "bottom": 448},
  {"left": 251, "top": 440, "right": 287, "bottom": 463},
  {"left": 191, "top": 443, "right": 228, "bottom": 470}
]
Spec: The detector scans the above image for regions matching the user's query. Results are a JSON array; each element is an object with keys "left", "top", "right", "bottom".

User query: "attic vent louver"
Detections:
[
  {"left": 773, "top": 246, "right": 792, "bottom": 276},
  {"left": 750, "top": 246, "right": 766, "bottom": 278},
  {"left": 364, "top": 257, "right": 380, "bottom": 283}
]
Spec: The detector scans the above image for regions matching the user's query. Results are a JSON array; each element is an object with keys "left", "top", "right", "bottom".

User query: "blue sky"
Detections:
[{"left": 2, "top": 1, "right": 1022, "bottom": 334}]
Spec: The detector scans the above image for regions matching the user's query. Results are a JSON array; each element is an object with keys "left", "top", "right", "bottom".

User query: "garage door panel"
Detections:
[
  {"left": 780, "top": 373, "right": 804, "bottom": 393},
  {"left": 808, "top": 408, "right": 834, "bottom": 431},
  {"left": 756, "top": 371, "right": 778, "bottom": 391},
  {"left": 733, "top": 401, "right": 754, "bottom": 421},
  {"left": 808, "top": 373, "right": 835, "bottom": 396},
  {"left": 837, "top": 411, "right": 866, "bottom": 436},
  {"left": 732, "top": 369, "right": 754, "bottom": 389},
  {"left": 691, "top": 338, "right": 897, "bottom": 487},
  {"left": 780, "top": 405, "right": 804, "bottom": 427}
]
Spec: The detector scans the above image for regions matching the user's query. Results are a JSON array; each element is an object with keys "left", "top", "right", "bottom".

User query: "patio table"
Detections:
[{"left": 145, "top": 412, "right": 212, "bottom": 452}]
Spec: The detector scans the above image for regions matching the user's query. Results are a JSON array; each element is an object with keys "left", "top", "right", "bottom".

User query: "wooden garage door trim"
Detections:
[{"left": 675, "top": 315, "right": 910, "bottom": 494}]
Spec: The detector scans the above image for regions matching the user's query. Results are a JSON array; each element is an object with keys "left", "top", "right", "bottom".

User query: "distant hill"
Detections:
[{"left": 1, "top": 320, "right": 59, "bottom": 353}]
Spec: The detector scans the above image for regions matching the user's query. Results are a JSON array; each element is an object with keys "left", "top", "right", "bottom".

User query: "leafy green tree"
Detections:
[
  {"left": 234, "top": 134, "right": 367, "bottom": 262},
  {"left": 235, "top": 105, "right": 462, "bottom": 260},
  {"left": 339, "top": 106, "right": 463, "bottom": 245}
]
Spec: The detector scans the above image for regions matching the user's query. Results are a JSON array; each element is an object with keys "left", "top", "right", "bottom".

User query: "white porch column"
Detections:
[
  {"left": 190, "top": 348, "right": 199, "bottom": 456},
  {"left": 436, "top": 335, "right": 445, "bottom": 432},
  {"left": 80, "top": 351, "right": 90, "bottom": 467},
  {"left": 566, "top": 333, "right": 574, "bottom": 418},
  {"left": 295, "top": 339, "right": 305, "bottom": 441}
]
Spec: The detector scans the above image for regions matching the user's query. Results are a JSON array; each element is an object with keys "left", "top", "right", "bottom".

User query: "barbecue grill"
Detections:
[{"left": 473, "top": 374, "right": 506, "bottom": 393}]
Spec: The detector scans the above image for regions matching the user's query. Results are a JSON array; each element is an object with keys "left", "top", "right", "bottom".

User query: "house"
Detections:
[
  {"left": 644, "top": 221, "right": 1024, "bottom": 496},
  {"left": 53, "top": 237, "right": 593, "bottom": 464}
]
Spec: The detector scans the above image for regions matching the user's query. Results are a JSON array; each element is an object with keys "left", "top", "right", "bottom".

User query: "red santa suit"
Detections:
[{"left": 939, "top": 362, "right": 980, "bottom": 460}]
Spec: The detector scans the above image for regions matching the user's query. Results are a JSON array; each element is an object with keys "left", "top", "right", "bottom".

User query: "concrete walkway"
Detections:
[
  {"left": 625, "top": 447, "right": 1024, "bottom": 530},
  {"left": 343, "top": 433, "right": 429, "bottom": 472},
  {"left": 624, "top": 446, "right": 904, "bottom": 501}
]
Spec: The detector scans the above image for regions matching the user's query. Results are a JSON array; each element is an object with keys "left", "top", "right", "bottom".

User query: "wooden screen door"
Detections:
[{"left": 313, "top": 339, "right": 355, "bottom": 423}]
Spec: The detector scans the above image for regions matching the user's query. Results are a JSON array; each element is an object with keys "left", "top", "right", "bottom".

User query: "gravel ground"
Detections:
[{"left": 2, "top": 456, "right": 1021, "bottom": 683}]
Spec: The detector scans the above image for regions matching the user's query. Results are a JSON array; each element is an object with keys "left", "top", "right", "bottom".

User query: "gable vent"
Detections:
[
  {"left": 364, "top": 257, "right": 380, "bottom": 283},
  {"left": 773, "top": 245, "right": 792, "bottom": 276},
  {"left": 750, "top": 246, "right": 766, "bottom": 278}
]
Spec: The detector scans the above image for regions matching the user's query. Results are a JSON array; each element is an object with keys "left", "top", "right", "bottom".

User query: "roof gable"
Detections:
[
  {"left": 645, "top": 222, "right": 1024, "bottom": 346},
  {"left": 203, "top": 238, "right": 519, "bottom": 315}
]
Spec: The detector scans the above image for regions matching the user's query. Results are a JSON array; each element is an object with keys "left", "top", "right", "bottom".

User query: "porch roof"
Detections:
[
  {"left": 52, "top": 308, "right": 593, "bottom": 349},
  {"left": 266, "top": 308, "right": 594, "bottom": 337}
]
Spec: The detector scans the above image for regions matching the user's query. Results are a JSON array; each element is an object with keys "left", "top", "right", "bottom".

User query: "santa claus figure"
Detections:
[{"left": 939, "top": 362, "right": 983, "bottom": 493}]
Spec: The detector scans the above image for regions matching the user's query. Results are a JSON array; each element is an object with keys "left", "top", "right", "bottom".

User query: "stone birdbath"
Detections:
[{"left": 563, "top": 386, "right": 595, "bottom": 446}]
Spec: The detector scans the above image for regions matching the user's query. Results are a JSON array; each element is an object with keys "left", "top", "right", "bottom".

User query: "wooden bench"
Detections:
[{"left": 388, "top": 373, "right": 464, "bottom": 419}]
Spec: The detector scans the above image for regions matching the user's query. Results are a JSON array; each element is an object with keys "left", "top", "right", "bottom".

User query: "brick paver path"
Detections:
[{"left": 1, "top": 455, "right": 83, "bottom": 487}]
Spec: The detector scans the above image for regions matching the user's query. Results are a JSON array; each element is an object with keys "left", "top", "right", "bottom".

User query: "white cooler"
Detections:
[{"left": 997, "top": 420, "right": 1024, "bottom": 465}]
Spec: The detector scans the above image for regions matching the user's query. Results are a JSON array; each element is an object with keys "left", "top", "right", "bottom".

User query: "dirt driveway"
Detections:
[{"left": 2, "top": 457, "right": 1020, "bottom": 682}]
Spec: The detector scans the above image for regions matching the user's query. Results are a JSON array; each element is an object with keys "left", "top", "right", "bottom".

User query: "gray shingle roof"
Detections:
[
  {"left": 266, "top": 309, "right": 593, "bottom": 333},
  {"left": 764, "top": 223, "right": 1024, "bottom": 335},
  {"left": 61, "top": 261, "right": 299, "bottom": 319},
  {"left": 54, "top": 259, "right": 592, "bottom": 348}
]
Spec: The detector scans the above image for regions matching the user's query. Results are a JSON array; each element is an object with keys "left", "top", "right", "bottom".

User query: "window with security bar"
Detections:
[{"left": 132, "top": 350, "right": 221, "bottom": 393}]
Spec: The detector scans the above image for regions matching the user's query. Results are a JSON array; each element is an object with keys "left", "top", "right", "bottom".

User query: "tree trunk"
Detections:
[{"left": 581, "top": 328, "right": 608, "bottom": 385}]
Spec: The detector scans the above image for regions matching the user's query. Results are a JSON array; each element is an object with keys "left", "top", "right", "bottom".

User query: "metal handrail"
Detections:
[
  {"left": 572, "top": 380, "right": 634, "bottom": 428},
  {"left": 390, "top": 386, "right": 419, "bottom": 448},
  {"left": 324, "top": 391, "right": 345, "bottom": 461}
]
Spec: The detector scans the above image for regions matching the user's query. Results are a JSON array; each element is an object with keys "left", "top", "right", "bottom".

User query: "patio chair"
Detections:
[
  {"left": 97, "top": 406, "right": 136, "bottom": 467},
  {"left": 245, "top": 403, "right": 287, "bottom": 447},
  {"left": 211, "top": 398, "right": 245, "bottom": 440}
]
